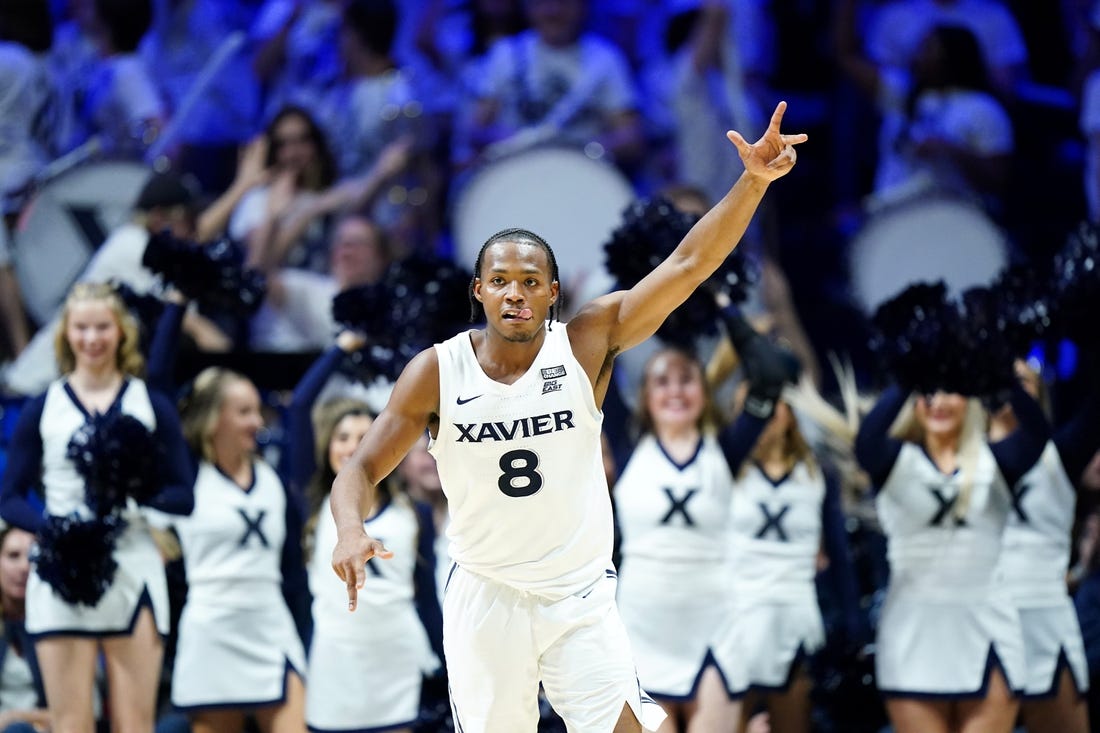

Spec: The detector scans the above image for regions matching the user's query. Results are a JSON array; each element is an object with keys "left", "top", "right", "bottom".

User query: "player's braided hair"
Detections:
[{"left": 468, "top": 228, "right": 562, "bottom": 329}]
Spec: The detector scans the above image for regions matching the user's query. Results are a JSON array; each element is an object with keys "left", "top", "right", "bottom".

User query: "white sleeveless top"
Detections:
[
  {"left": 39, "top": 378, "right": 156, "bottom": 520},
  {"left": 309, "top": 493, "right": 421, "bottom": 633},
  {"left": 729, "top": 461, "right": 825, "bottom": 602},
  {"left": 998, "top": 441, "right": 1076, "bottom": 606},
  {"left": 876, "top": 442, "right": 1010, "bottom": 599},
  {"left": 430, "top": 324, "right": 611, "bottom": 600},
  {"left": 615, "top": 433, "right": 734, "bottom": 565},
  {"left": 173, "top": 459, "right": 287, "bottom": 605}
]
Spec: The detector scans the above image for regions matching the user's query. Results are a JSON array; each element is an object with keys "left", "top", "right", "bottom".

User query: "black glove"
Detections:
[{"left": 719, "top": 305, "right": 800, "bottom": 418}]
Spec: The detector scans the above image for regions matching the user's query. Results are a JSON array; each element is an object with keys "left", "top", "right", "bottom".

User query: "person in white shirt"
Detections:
[{"left": 330, "top": 102, "right": 805, "bottom": 732}]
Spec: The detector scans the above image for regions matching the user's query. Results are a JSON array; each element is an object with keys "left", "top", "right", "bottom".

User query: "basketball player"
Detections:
[{"left": 331, "top": 101, "right": 806, "bottom": 732}]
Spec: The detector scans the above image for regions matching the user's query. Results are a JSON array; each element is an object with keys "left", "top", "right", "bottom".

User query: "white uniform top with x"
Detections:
[{"left": 430, "top": 324, "right": 611, "bottom": 600}]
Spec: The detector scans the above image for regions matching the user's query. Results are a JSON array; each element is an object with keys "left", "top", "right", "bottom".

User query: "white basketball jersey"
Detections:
[
  {"left": 38, "top": 378, "right": 156, "bottom": 519},
  {"left": 998, "top": 441, "right": 1076, "bottom": 606},
  {"left": 614, "top": 433, "right": 734, "bottom": 564},
  {"left": 309, "top": 493, "right": 421, "bottom": 633},
  {"left": 174, "top": 460, "right": 287, "bottom": 604},
  {"left": 876, "top": 443, "right": 1010, "bottom": 597},
  {"left": 729, "top": 461, "right": 824, "bottom": 601},
  {"left": 430, "top": 324, "right": 611, "bottom": 600}
]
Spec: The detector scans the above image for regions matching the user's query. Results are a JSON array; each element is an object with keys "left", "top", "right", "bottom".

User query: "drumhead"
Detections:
[
  {"left": 849, "top": 197, "right": 1007, "bottom": 313},
  {"left": 12, "top": 161, "right": 151, "bottom": 324},
  {"left": 451, "top": 147, "right": 635, "bottom": 308}
]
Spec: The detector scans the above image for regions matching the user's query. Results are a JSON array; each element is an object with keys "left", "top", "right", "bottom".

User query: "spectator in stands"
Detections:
[
  {"left": 835, "top": 5, "right": 1014, "bottom": 213},
  {"left": 3, "top": 172, "right": 229, "bottom": 398},
  {"left": 460, "top": 0, "right": 645, "bottom": 173},
  {"left": 82, "top": 0, "right": 166, "bottom": 156},
  {"left": 0, "top": 526, "right": 50, "bottom": 733},
  {"left": 251, "top": 0, "right": 343, "bottom": 120},
  {"left": 863, "top": 0, "right": 1028, "bottom": 97},
  {"left": 141, "top": 0, "right": 262, "bottom": 194},
  {"left": 228, "top": 105, "right": 338, "bottom": 274}
]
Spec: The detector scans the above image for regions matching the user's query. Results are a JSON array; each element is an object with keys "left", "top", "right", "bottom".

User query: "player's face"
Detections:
[
  {"left": 644, "top": 351, "right": 705, "bottom": 430},
  {"left": 214, "top": 378, "right": 264, "bottom": 458},
  {"left": 474, "top": 241, "right": 559, "bottom": 343},
  {"left": 328, "top": 413, "right": 373, "bottom": 474},
  {"left": 65, "top": 299, "right": 122, "bottom": 373},
  {"left": 915, "top": 391, "right": 967, "bottom": 439},
  {"left": 0, "top": 529, "right": 32, "bottom": 603}
]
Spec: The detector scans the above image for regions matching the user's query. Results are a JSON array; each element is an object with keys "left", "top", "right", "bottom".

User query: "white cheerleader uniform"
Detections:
[
  {"left": 430, "top": 324, "right": 665, "bottom": 733},
  {"left": 997, "top": 442, "right": 1088, "bottom": 697},
  {"left": 712, "top": 461, "right": 826, "bottom": 695},
  {"left": 875, "top": 443, "right": 1025, "bottom": 697},
  {"left": 613, "top": 433, "right": 735, "bottom": 699},
  {"left": 170, "top": 459, "right": 306, "bottom": 710},
  {"left": 306, "top": 494, "right": 437, "bottom": 732},
  {"left": 26, "top": 379, "right": 170, "bottom": 638}
]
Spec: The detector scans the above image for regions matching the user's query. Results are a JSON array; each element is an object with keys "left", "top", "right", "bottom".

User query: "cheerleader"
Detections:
[
  {"left": 285, "top": 332, "right": 443, "bottom": 733},
  {"left": 613, "top": 345, "right": 757, "bottom": 731},
  {"left": 613, "top": 300, "right": 800, "bottom": 732},
  {"left": 0, "top": 282, "right": 194, "bottom": 733},
  {"left": 711, "top": 370, "right": 861, "bottom": 733},
  {"left": 168, "top": 365, "right": 309, "bottom": 733},
  {"left": 855, "top": 382, "right": 1048, "bottom": 733},
  {"left": 991, "top": 362, "right": 1097, "bottom": 733}
]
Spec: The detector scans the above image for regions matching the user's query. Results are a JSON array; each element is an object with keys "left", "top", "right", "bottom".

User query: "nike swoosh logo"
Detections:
[{"left": 456, "top": 395, "right": 483, "bottom": 405}]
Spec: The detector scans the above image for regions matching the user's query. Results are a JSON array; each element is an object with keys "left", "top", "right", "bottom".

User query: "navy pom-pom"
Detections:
[
  {"left": 1051, "top": 220, "right": 1100, "bottom": 344},
  {"left": 332, "top": 282, "right": 387, "bottom": 337},
  {"left": 956, "top": 286, "right": 1020, "bottom": 398},
  {"left": 870, "top": 279, "right": 1041, "bottom": 397},
  {"left": 989, "top": 262, "right": 1053, "bottom": 352},
  {"left": 332, "top": 255, "right": 473, "bottom": 380},
  {"left": 143, "top": 231, "right": 267, "bottom": 316},
  {"left": 67, "top": 411, "right": 162, "bottom": 515},
  {"left": 109, "top": 280, "right": 165, "bottom": 346},
  {"left": 34, "top": 514, "right": 126, "bottom": 606},
  {"left": 604, "top": 197, "right": 753, "bottom": 349},
  {"left": 870, "top": 282, "right": 962, "bottom": 394}
]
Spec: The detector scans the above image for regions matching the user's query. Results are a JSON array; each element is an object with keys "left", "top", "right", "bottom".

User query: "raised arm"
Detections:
[
  {"left": 330, "top": 347, "right": 441, "bottom": 610},
  {"left": 284, "top": 332, "right": 365, "bottom": 494},
  {"left": 146, "top": 298, "right": 186, "bottom": 397},
  {"left": 990, "top": 384, "right": 1051, "bottom": 488},
  {"left": 569, "top": 102, "right": 806, "bottom": 370},
  {"left": 146, "top": 390, "right": 196, "bottom": 515},
  {"left": 854, "top": 384, "right": 908, "bottom": 489}
]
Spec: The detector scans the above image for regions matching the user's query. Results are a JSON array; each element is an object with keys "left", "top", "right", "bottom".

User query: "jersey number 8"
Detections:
[{"left": 498, "top": 449, "right": 544, "bottom": 497}]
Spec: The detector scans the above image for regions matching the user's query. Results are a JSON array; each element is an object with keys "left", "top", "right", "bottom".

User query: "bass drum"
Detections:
[
  {"left": 848, "top": 195, "right": 1008, "bottom": 313},
  {"left": 451, "top": 146, "right": 636, "bottom": 309},
  {"left": 12, "top": 161, "right": 152, "bottom": 325}
]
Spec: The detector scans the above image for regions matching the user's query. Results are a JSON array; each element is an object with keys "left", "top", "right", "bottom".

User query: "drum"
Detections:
[
  {"left": 848, "top": 195, "right": 1008, "bottom": 313},
  {"left": 451, "top": 146, "right": 636, "bottom": 309},
  {"left": 11, "top": 161, "right": 152, "bottom": 325}
]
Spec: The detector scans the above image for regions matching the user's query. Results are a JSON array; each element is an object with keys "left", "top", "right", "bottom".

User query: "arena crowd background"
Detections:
[{"left": 1, "top": 0, "right": 1099, "bottom": 731}]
